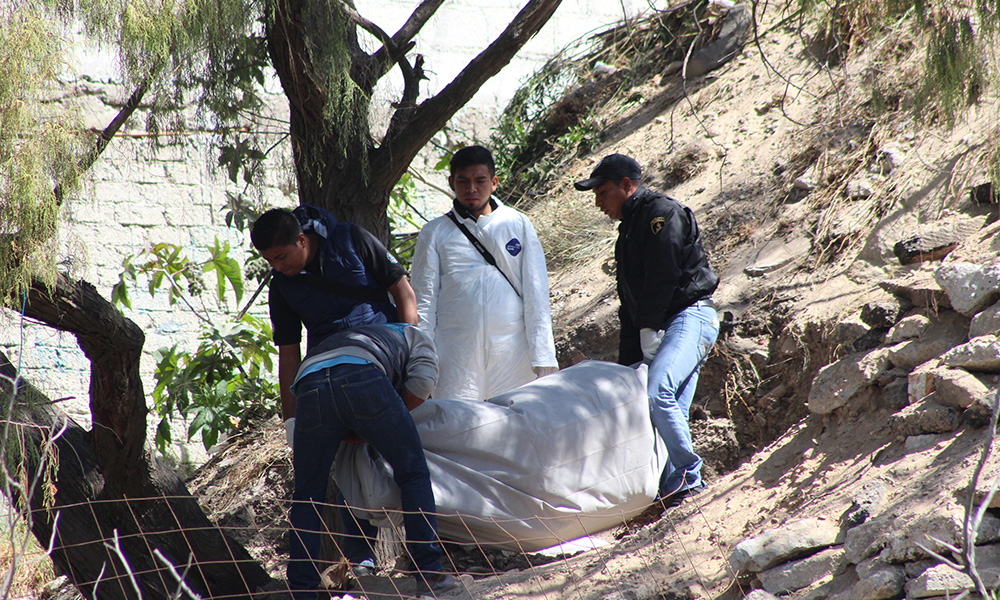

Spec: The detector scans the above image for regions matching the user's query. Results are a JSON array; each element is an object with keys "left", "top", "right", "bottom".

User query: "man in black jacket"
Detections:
[{"left": 576, "top": 153, "right": 720, "bottom": 508}]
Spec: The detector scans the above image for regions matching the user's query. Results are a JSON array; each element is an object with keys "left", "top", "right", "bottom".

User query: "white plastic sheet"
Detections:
[{"left": 334, "top": 360, "right": 666, "bottom": 551}]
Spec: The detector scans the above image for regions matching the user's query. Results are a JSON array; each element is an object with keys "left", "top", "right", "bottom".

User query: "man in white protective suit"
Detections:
[{"left": 410, "top": 145, "right": 558, "bottom": 401}]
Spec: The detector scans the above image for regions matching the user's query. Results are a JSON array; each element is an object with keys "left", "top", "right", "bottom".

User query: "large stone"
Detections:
[
  {"left": 880, "top": 269, "right": 951, "bottom": 310},
  {"left": 808, "top": 349, "right": 891, "bottom": 414},
  {"left": 730, "top": 518, "right": 842, "bottom": 573},
  {"left": 903, "top": 564, "right": 1000, "bottom": 598},
  {"left": 860, "top": 294, "right": 907, "bottom": 329},
  {"left": 932, "top": 368, "right": 990, "bottom": 409},
  {"left": 893, "top": 215, "right": 987, "bottom": 266},
  {"left": 854, "top": 555, "right": 890, "bottom": 580},
  {"left": 759, "top": 547, "right": 846, "bottom": 594},
  {"left": 852, "top": 565, "right": 905, "bottom": 600},
  {"left": 880, "top": 377, "right": 910, "bottom": 411},
  {"left": 941, "top": 335, "right": 1000, "bottom": 372},
  {"left": 843, "top": 479, "right": 889, "bottom": 527},
  {"left": 885, "top": 311, "right": 969, "bottom": 371},
  {"left": 844, "top": 515, "right": 893, "bottom": 564},
  {"left": 934, "top": 263, "right": 1000, "bottom": 317},
  {"left": 878, "top": 503, "right": 997, "bottom": 563},
  {"left": 970, "top": 300, "right": 1000, "bottom": 338},
  {"left": 889, "top": 397, "right": 960, "bottom": 437},
  {"left": 885, "top": 314, "right": 931, "bottom": 344},
  {"left": 744, "top": 590, "right": 779, "bottom": 600}
]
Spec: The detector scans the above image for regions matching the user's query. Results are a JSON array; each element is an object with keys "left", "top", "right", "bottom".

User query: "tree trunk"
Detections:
[
  {"left": 5, "top": 276, "right": 272, "bottom": 599},
  {"left": 266, "top": 0, "right": 564, "bottom": 242}
]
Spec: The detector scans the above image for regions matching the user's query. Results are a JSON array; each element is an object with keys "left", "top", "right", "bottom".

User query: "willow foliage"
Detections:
[
  {"left": 0, "top": 0, "right": 377, "bottom": 305},
  {"left": 0, "top": 6, "right": 83, "bottom": 307}
]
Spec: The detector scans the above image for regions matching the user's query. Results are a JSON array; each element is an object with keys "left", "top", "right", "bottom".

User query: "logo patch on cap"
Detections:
[
  {"left": 506, "top": 238, "right": 522, "bottom": 256},
  {"left": 650, "top": 217, "right": 665, "bottom": 235}
]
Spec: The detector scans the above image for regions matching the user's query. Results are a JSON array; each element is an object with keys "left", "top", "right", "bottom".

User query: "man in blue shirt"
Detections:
[{"left": 251, "top": 204, "right": 417, "bottom": 434}]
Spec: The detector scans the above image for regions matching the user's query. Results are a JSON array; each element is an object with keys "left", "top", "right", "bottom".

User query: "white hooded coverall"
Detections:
[{"left": 411, "top": 198, "right": 558, "bottom": 401}]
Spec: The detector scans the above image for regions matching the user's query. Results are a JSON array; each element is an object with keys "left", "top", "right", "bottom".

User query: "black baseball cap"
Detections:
[{"left": 574, "top": 154, "right": 642, "bottom": 191}]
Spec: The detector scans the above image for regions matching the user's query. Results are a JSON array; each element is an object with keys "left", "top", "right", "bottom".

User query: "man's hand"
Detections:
[
  {"left": 284, "top": 417, "right": 296, "bottom": 448},
  {"left": 532, "top": 366, "right": 558, "bottom": 378},
  {"left": 403, "top": 389, "right": 425, "bottom": 411},
  {"left": 639, "top": 328, "right": 665, "bottom": 362}
]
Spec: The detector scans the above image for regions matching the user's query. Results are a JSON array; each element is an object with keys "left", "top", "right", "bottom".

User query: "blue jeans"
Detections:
[
  {"left": 647, "top": 301, "right": 719, "bottom": 498},
  {"left": 287, "top": 363, "right": 444, "bottom": 599}
]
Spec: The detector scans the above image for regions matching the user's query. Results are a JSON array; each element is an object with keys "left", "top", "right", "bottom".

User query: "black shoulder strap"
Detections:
[
  {"left": 445, "top": 211, "right": 521, "bottom": 298},
  {"left": 297, "top": 273, "right": 391, "bottom": 304}
]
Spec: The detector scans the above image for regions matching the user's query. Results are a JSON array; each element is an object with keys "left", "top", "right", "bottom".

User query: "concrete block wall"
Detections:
[{"left": 2, "top": 0, "right": 653, "bottom": 464}]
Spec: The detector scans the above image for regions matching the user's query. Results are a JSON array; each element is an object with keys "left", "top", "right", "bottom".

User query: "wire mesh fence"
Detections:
[{"left": 3, "top": 490, "right": 736, "bottom": 600}]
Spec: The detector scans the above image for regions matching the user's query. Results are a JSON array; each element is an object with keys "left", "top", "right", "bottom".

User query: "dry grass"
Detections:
[{"left": 0, "top": 525, "right": 55, "bottom": 598}]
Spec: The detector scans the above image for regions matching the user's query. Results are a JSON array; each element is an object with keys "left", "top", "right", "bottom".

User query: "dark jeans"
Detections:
[{"left": 287, "top": 363, "right": 444, "bottom": 599}]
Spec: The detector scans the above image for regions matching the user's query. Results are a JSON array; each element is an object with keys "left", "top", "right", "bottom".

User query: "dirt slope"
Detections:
[
  {"left": 184, "top": 4, "right": 1000, "bottom": 600},
  {"left": 510, "top": 2, "right": 1000, "bottom": 600}
]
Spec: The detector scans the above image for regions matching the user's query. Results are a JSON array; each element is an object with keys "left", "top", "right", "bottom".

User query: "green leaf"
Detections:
[
  {"left": 189, "top": 409, "right": 211, "bottom": 440},
  {"left": 204, "top": 238, "right": 245, "bottom": 302},
  {"left": 111, "top": 279, "right": 132, "bottom": 309},
  {"left": 156, "top": 417, "right": 173, "bottom": 454}
]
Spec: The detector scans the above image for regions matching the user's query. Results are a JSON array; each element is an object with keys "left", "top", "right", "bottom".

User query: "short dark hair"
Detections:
[
  {"left": 251, "top": 208, "right": 301, "bottom": 251},
  {"left": 450, "top": 145, "right": 496, "bottom": 177}
]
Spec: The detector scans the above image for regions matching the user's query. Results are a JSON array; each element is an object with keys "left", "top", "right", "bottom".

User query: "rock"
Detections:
[
  {"left": 975, "top": 514, "right": 1000, "bottom": 545},
  {"left": 880, "top": 268, "right": 951, "bottom": 310},
  {"left": 854, "top": 555, "right": 889, "bottom": 580},
  {"left": 963, "top": 396, "right": 994, "bottom": 428},
  {"left": 889, "top": 397, "right": 960, "bottom": 437},
  {"left": 904, "top": 434, "right": 941, "bottom": 451},
  {"left": 885, "top": 310, "right": 968, "bottom": 371},
  {"left": 852, "top": 565, "right": 905, "bottom": 600},
  {"left": 904, "top": 564, "right": 979, "bottom": 598},
  {"left": 877, "top": 503, "right": 998, "bottom": 563},
  {"left": 744, "top": 590, "right": 779, "bottom": 600},
  {"left": 844, "top": 515, "right": 892, "bottom": 564},
  {"left": 794, "top": 569, "right": 859, "bottom": 600},
  {"left": 808, "top": 349, "right": 891, "bottom": 415},
  {"left": 847, "top": 178, "right": 875, "bottom": 199},
  {"left": 880, "top": 377, "right": 910, "bottom": 411},
  {"left": 794, "top": 166, "right": 818, "bottom": 190},
  {"left": 904, "top": 559, "right": 938, "bottom": 579},
  {"left": 860, "top": 295, "right": 907, "bottom": 329},
  {"left": 942, "top": 335, "right": 1000, "bottom": 373},
  {"left": 970, "top": 301, "right": 1000, "bottom": 338},
  {"left": 729, "top": 518, "right": 842, "bottom": 573},
  {"left": 853, "top": 328, "right": 888, "bottom": 352},
  {"left": 932, "top": 368, "right": 990, "bottom": 409},
  {"left": 892, "top": 215, "right": 985, "bottom": 266},
  {"left": 908, "top": 364, "right": 939, "bottom": 405},
  {"left": 885, "top": 314, "right": 931, "bottom": 344},
  {"left": 934, "top": 263, "right": 1000, "bottom": 317},
  {"left": 759, "top": 547, "right": 846, "bottom": 594},
  {"left": 835, "top": 314, "right": 871, "bottom": 348},
  {"left": 843, "top": 479, "right": 889, "bottom": 527}
]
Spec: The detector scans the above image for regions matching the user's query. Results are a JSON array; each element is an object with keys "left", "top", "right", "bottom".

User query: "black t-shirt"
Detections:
[{"left": 270, "top": 224, "right": 406, "bottom": 347}]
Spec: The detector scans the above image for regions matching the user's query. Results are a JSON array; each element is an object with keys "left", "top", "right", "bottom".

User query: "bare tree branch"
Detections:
[
  {"left": 371, "top": 0, "right": 447, "bottom": 76},
  {"left": 54, "top": 79, "right": 150, "bottom": 206},
  {"left": 376, "top": 0, "right": 563, "bottom": 186}
]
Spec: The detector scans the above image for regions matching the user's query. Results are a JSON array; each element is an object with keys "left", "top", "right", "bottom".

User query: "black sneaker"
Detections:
[
  {"left": 656, "top": 484, "right": 705, "bottom": 509},
  {"left": 414, "top": 572, "right": 457, "bottom": 596}
]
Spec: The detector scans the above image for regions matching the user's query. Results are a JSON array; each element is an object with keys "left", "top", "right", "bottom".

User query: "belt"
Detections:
[{"left": 693, "top": 297, "right": 716, "bottom": 310}]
